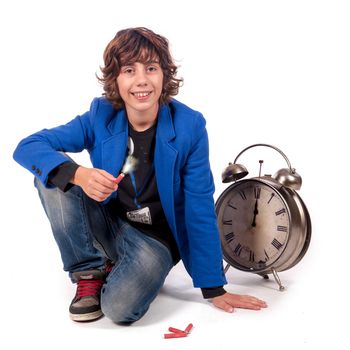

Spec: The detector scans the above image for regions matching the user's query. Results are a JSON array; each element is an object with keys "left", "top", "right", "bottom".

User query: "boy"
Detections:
[{"left": 13, "top": 27, "right": 266, "bottom": 323}]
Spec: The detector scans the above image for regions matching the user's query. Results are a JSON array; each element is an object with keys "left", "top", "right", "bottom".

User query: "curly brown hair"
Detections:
[{"left": 97, "top": 27, "right": 183, "bottom": 110}]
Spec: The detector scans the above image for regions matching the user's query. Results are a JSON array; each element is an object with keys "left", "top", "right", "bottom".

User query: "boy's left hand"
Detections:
[{"left": 212, "top": 292, "right": 267, "bottom": 313}]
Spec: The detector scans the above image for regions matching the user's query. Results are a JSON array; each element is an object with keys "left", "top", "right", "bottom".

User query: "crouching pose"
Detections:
[{"left": 13, "top": 27, "right": 267, "bottom": 323}]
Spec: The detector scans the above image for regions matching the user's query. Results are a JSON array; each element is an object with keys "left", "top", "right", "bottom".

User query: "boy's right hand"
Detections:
[{"left": 71, "top": 166, "right": 119, "bottom": 202}]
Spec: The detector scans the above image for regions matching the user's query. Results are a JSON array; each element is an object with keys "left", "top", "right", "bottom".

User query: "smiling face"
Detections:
[
  {"left": 117, "top": 60, "right": 164, "bottom": 131},
  {"left": 99, "top": 28, "right": 182, "bottom": 114}
]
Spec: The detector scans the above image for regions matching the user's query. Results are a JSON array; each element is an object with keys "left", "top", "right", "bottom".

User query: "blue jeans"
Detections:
[{"left": 34, "top": 178, "right": 174, "bottom": 323}]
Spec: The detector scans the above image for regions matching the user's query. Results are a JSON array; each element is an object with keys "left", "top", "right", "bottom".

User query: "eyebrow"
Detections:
[{"left": 121, "top": 60, "right": 160, "bottom": 67}]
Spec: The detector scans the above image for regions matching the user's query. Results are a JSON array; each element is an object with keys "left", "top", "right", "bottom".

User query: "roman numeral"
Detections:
[
  {"left": 275, "top": 208, "right": 286, "bottom": 216},
  {"left": 277, "top": 225, "right": 288, "bottom": 232},
  {"left": 225, "top": 232, "right": 235, "bottom": 243},
  {"left": 268, "top": 193, "right": 275, "bottom": 204},
  {"left": 234, "top": 243, "right": 243, "bottom": 256},
  {"left": 254, "top": 187, "right": 261, "bottom": 199},
  {"left": 264, "top": 249, "right": 270, "bottom": 260},
  {"left": 228, "top": 203, "right": 237, "bottom": 210},
  {"left": 249, "top": 250, "right": 255, "bottom": 262},
  {"left": 239, "top": 190, "right": 247, "bottom": 200},
  {"left": 223, "top": 219, "right": 232, "bottom": 225},
  {"left": 271, "top": 238, "right": 283, "bottom": 250}
]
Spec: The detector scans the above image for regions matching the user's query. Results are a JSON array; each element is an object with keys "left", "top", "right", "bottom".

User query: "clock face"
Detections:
[{"left": 216, "top": 179, "right": 291, "bottom": 272}]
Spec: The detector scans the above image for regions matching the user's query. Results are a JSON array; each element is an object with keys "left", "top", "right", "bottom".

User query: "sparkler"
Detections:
[{"left": 114, "top": 154, "right": 138, "bottom": 184}]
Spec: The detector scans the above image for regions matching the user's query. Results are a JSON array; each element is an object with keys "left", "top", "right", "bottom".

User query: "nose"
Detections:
[{"left": 135, "top": 67, "right": 148, "bottom": 86}]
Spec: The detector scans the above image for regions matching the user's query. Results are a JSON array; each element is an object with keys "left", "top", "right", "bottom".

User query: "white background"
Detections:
[{"left": 1, "top": 0, "right": 349, "bottom": 349}]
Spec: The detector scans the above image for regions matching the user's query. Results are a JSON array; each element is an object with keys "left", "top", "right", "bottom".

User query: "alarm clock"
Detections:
[{"left": 215, "top": 144, "right": 311, "bottom": 290}]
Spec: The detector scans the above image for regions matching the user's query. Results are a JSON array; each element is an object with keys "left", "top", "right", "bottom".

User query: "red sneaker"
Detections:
[{"left": 69, "top": 270, "right": 105, "bottom": 322}]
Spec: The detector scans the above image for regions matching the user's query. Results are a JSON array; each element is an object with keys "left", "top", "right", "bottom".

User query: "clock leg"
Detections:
[
  {"left": 271, "top": 268, "right": 285, "bottom": 291},
  {"left": 224, "top": 263, "right": 230, "bottom": 274}
]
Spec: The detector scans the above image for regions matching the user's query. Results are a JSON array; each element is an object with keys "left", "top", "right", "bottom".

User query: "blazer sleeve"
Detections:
[
  {"left": 13, "top": 98, "right": 99, "bottom": 187},
  {"left": 182, "top": 114, "right": 227, "bottom": 288}
]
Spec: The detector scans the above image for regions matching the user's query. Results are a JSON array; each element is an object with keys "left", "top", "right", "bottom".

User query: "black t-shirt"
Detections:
[{"left": 108, "top": 123, "right": 180, "bottom": 263}]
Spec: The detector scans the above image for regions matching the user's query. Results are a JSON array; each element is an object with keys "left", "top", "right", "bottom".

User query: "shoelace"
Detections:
[
  {"left": 76, "top": 279, "right": 104, "bottom": 299},
  {"left": 105, "top": 260, "right": 114, "bottom": 274}
]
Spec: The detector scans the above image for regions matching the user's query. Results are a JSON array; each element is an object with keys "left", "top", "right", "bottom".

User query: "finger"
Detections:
[
  {"left": 234, "top": 297, "right": 267, "bottom": 310},
  {"left": 94, "top": 177, "right": 118, "bottom": 191},
  {"left": 213, "top": 299, "right": 234, "bottom": 313},
  {"left": 88, "top": 181, "right": 117, "bottom": 195},
  {"left": 237, "top": 301, "right": 263, "bottom": 310},
  {"left": 97, "top": 169, "right": 119, "bottom": 187},
  {"left": 88, "top": 171, "right": 118, "bottom": 192},
  {"left": 85, "top": 184, "right": 116, "bottom": 201},
  {"left": 97, "top": 169, "right": 118, "bottom": 181},
  {"left": 219, "top": 294, "right": 267, "bottom": 310},
  {"left": 244, "top": 296, "right": 268, "bottom": 308},
  {"left": 98, "top": 179, "right": 119, "bottom": 192}
]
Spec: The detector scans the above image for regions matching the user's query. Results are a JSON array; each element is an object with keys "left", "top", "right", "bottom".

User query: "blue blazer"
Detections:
[{"left": 13, "top": 97, "right": 227, "bottom": 288}]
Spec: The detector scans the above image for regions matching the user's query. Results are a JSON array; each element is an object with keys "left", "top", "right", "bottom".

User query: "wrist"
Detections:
[
  {"left": 71, "top": 166, "right": 83, "bottom": 186},
  {"left": 201, "top": 286, "right": 226, "bottom": 299}
]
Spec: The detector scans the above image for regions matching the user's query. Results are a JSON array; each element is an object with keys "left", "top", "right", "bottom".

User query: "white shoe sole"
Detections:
[{"left": 69, "top": 309, "right": 103, "bottom": 322}]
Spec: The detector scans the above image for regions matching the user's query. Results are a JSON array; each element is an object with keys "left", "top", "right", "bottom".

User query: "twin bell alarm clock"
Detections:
[{"left": 215, "top": 144, "right": 311, "bottom": 290}]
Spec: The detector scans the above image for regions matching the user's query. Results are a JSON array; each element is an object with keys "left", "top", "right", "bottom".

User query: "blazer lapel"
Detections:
[
  {"left": 102, "top": 109, "right": 128, "bottom": 177},
  {"left": 155, "top": 104, "right": 178, "bottom": 235}
]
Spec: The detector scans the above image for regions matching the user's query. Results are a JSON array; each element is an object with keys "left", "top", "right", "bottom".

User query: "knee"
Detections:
[
  {"left": 34, "top": 177, "right": 51, "bottom": 196},
  {"left": 35, "top": 176, "right": 83, "bottom": 207},
  {"left": 100, "top": 283, "right": 149, "bottom": 324},
  {"left": 34, "top": 177, "right": 61, "bottom": 210}
]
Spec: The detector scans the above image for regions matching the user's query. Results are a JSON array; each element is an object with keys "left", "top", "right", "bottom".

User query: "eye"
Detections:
[
  {"left": 122, "top": 67, "right": 134, "bottom": 74},
  {"left": 147, "top": 65, "right": 159, "bottom": 73}
]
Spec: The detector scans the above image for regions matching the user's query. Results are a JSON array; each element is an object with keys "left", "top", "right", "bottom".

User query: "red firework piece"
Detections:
[
  {"left": 114, "top": 173, "right": 125, "bottom": 184},
  {"left": 184, "top": 323, "right": 194, "bottom": 333},
  {"left": 164, "top": 323, "right": 194, "bottom": 339},
  {"left": 164, "top": 332, "right": 187, "bottom": 339}
]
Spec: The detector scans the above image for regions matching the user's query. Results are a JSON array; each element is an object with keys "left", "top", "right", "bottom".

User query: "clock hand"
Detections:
[{"left": 251, "top": 199, "right": 259, "bottom": 227}]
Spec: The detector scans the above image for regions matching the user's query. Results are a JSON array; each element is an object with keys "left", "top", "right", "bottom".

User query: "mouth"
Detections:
[{"left": 131, "top": 91, "right": 152, "bottom": 100}]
